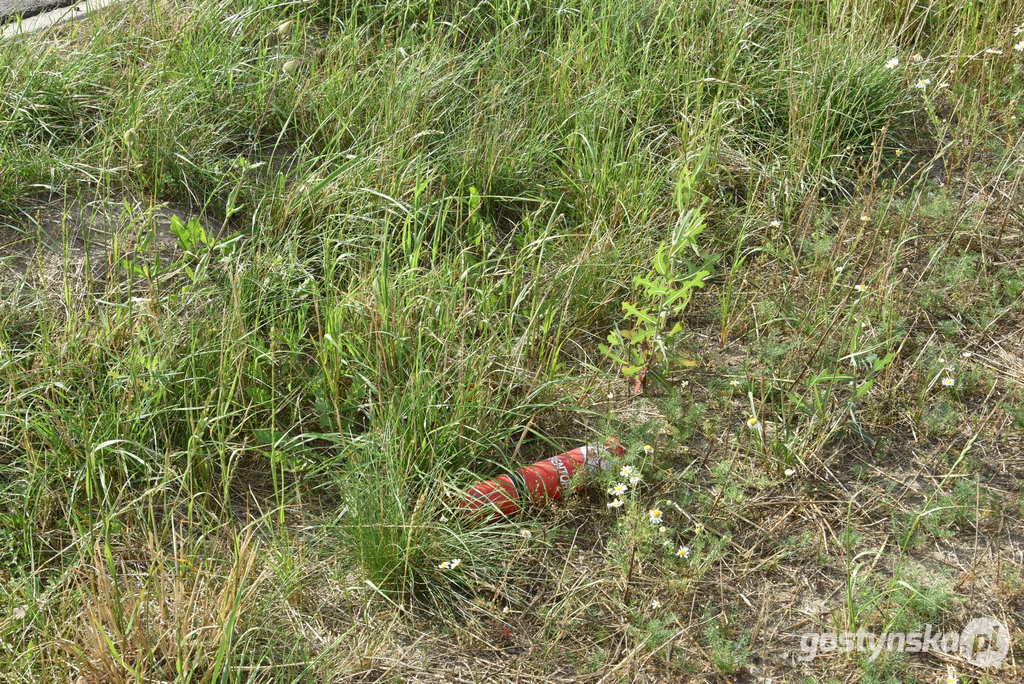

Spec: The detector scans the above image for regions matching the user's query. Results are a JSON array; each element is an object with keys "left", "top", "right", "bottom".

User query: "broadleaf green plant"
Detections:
[{"left": 600, "top": 167, "right": 713, "bottom": 393}]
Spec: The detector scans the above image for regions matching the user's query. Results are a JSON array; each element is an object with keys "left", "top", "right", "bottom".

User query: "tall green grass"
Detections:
[{"left": 1, "top": 0, "right": 1021, "bottom": 678}]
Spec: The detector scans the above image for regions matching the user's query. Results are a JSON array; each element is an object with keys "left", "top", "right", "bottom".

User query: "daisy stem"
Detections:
[{"left": 622, "top": 512, "right": 639, "bottom": 604}]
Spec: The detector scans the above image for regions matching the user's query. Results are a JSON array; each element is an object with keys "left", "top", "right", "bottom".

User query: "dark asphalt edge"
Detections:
[
  {"left": 0, "top": 0, "right": 78, "bottom": 26},
  {"left": 1, "top": 0, "right": 120, "bottom": 39}
]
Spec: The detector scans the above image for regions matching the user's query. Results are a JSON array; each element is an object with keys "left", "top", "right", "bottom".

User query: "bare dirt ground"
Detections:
[{"left": 0, "top": 193, "right": 208, "bottom": 294}]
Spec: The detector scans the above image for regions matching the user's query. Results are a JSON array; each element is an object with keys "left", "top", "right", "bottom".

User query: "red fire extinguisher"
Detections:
[{"left": 460, "top": 438, "right": 625, "bottom": 520}]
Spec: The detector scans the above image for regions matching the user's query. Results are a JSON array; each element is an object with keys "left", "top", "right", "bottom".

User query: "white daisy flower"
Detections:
[
  {"left": 675, "top": 545, "right": 690, "bottom": 558},
  {"left": 941, "top": 377, "right": 955, "bottom": 387},
  {"left": 884, "top": 57, "right": 900, "bottom": 69},
  {"left": 648, "top": 508, "right": 664, "bottom": 524},
  {"left": 607, "top": 498, "right": 625, "bottom": 509},
  {"left": 619, "top": 464, "right": 637, "bottom": 479},
  {"left": 608, "top": 483, "right": 628, "bottom": 497}
]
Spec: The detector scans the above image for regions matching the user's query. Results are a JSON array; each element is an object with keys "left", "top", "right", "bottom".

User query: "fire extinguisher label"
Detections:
[{"left": 548, "top": 456, "right": 572, "bottom": 487}]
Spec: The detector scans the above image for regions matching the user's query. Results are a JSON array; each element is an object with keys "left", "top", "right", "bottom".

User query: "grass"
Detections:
[{"left": 1, "top": 0, "right": 1023, "bottom": 680}]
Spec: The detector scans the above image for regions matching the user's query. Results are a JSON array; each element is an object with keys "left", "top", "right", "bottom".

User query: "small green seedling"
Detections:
[{"left": 600, "top": 167, "right": 713, "bottom": 393}]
